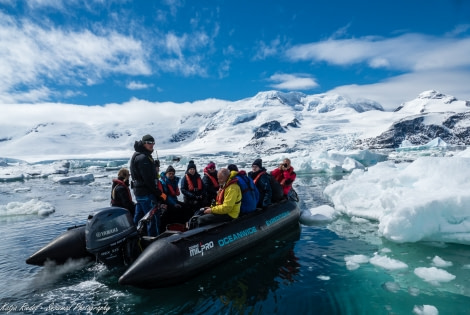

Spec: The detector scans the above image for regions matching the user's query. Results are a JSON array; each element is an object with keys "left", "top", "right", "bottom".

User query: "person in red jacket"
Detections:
[{"left": 270, "top": 158, "right": 296, "bottom": 196}]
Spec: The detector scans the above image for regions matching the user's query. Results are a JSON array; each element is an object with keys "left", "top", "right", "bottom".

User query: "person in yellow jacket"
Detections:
[{"left": 197, "top": 168, "right": 241, "bottom": 227}]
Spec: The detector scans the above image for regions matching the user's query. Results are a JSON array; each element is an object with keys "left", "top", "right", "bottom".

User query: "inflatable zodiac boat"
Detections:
[{"left": 26, "top": 190, "right": 300, "bottom": 288}]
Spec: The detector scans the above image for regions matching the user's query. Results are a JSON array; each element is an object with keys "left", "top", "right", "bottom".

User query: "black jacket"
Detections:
[
  {"left": 248, "top": 168, "right": 272, "bottom": 207},
  {"left": 111, "top": 177, "right": 135, "bottom": 216},
  {"left": 181, "top": 171, "right": 205, "bottom": 205},
  {"left": 130, "top": 140, "right": 164, "bottom": 200},
  {"left": 202, "top": 170, "right": 218, "bottom": 205}
]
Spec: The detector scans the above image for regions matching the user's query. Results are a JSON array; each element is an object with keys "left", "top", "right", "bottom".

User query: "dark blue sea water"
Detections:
[{"left": 1, "top": 161, "right": 469, "bottom": 314}]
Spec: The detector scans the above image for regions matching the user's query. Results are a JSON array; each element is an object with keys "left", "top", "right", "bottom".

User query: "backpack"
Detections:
[
  {"left": 235, "top": 173, "right": 259, "bottom": 214},
  {"left": 268, "top": 173, "right": 283, "bottom": 203}
]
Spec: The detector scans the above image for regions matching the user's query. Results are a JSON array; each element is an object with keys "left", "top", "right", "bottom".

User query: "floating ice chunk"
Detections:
[
  {"left": 317, "top": 275, "right": 330, "bottom": 281},
  {"left": 408, "top": 287, "right": 420, "bottom": 296},
  {"left": 382, "top": 281, "right": 400, "bottom": 293},
  {"left": 414, "top": 267, "right": 456, "bottom": 283},
  {"left": 0, "top": 172, "right": 24, "bottom": 182},
  {"left": 342, "top": 157, "right": 365, "bottom": 172},
  {"left": 51, "top": 173, "right": 94, "bottom": 183},
  {"left": 0, "top": 199, "right": 55, "bottom": 217},
  {"left": 412, "top": 304, "right": 438, "bottom": 315},
  {"left": 299, "top": 205, "right": 336, "bottom": 225},
  {"left": 369, "top": 254, "right": 408, "bottom": 270},
  {"left": 344, "top": 254, "right": 369, "bottom": 270},
  {"left": 431, "top": 256, "right": 453, "bottom": 268}
]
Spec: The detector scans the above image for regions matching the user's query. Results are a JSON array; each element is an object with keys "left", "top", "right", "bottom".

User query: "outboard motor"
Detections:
[{"left": 85, "top": 207, "right": 140, "bottom": 268}]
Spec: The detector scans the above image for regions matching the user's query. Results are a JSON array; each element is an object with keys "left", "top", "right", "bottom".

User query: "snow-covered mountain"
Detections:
[
  {"left": 0, "top": 89, "right": 468, "bottom": 163},
  {"left": 355, "top": 90, "right": 470, "bottom": 149}
]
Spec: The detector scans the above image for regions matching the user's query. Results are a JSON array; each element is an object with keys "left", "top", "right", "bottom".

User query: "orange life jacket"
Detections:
[
  {"left": 167, "top": 182, "right": 180, "bottom": 196},
  {"left": 185, "top": 174, "right": 203, "bottom": 191},
  {"left": 216, "top": 178, "right": 239, "bottom": 205},
  {"left": 204, "top": 171, "right": 219, "bottom": 190},
  {"left": 252, "top": 171, "right": 266, "bottom": 184}
]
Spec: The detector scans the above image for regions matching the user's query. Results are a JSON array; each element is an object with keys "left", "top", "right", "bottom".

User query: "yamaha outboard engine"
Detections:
[{"left": 85, "top": 207, "right": 140, "bottom": 268}]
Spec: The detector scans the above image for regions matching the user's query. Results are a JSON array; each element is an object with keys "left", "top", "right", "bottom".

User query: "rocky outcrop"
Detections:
[{"left": 356, "top": 112, "right": 470, "bottom": 149}]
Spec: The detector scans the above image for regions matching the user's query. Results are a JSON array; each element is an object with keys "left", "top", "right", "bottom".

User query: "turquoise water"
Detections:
[{"left": 1, "top": 164, "right": 470, "bottom": 314}]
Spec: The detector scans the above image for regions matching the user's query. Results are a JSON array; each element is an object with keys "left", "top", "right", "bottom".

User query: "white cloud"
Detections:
[
  {"left": 285, "top": 33, "right": 470, "bottom": 72},
  {"left": 268, "top": 73, "right": 318, "bottom": 90},
  {"left": 328, "top": 69, "right": 470, "bottom": 111},
  {"left": 285, "top": 32, "right": 470, "bottom": 110},
  {"left": 126, "top": 81, "right": 152, "bottom": 90},
  {"left": 0, "top": 12, "right": 151, "bottom": 103},
  {"left": 253, "top": 37, "right": 282, "bottom": 60}
]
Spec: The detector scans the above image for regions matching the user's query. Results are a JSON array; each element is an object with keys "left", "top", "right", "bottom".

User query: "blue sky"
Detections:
[{"left": 1, "top": 0, "right": 470, "bottom": 108}]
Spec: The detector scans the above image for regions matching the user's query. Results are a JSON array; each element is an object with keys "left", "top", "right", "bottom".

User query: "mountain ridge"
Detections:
[{"left": 0, "top": 89, "right": 469, "bottom": 162}]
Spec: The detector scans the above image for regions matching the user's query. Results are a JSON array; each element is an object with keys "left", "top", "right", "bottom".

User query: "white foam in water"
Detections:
[
  {"left": 412, "top": 304, "right": 439, "bottom": 315},
  {"left": 0, "top": 199, "right": 55, "bottom": 217},
  {"left": 369, "top": 253, "right": 408, "bottom": 270},
  {"left": 414, "top": 267, "right": 456, "bottom": 284},
  {"left": 31, "top": 258, "right": 91, "bottom": 288}
]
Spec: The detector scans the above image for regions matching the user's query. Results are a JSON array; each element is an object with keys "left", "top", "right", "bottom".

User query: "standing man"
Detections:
[{"left": 130, "top": 134, "right": 166, "bottom": 236}]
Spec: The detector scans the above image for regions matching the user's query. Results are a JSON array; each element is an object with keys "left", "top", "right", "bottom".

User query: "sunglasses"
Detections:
[{"left": 143, "top": 141, "right": 155, "bottom": 145}]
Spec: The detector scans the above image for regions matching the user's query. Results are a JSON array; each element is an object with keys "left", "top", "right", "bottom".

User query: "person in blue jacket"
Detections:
[
  {"left": 227, "top": 164, "right": 259, "bottom": 214},
  {"left": 159, "top": 165, "right": 193, "bottom": 230}
]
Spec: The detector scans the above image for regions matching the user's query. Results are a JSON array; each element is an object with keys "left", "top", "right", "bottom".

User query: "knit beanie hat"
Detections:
[
  {"left": 252, "top": 158, "right": 262, "bottom": 168},
  {"left": 166, "top": 165, "right": 175, "bottom": 173},
  {"left": 227, "top": 164, "right": 238, "bottom": 172},
  {"left": 207, "top": 161, "right": 216, "bottom": 169},
  {"left": 187, "top": 160, "right": 197, "bottom": 171},
  {"left": 142, "top": 134, "right": 155, "bottom": 142}
]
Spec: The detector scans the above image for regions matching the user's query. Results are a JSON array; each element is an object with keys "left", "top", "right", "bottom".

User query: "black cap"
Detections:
[
  {"left": 187, "top": 160, "right": 197, "bottom": 171},
  {"left": 142, "top": 134, "right": 155, "bottom": 142},
  {"left": 227, "top": 164, "right": 238, "bottom": 172},
  {"left": 252, "top": 158, "right": 262, "bottom": 168}
]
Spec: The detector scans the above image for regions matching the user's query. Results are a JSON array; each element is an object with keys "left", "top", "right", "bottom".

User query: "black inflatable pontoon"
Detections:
[
  {"left": 26, "top": 192, "right": 300, "bottom": 288},
  {"left": 119, "top": 198, "right": 300, "bottom": 288}
]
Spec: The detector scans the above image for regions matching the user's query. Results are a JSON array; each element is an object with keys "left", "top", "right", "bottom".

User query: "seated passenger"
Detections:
[
  {"left": 271, "top": 158, "right": 296, "bottom": 196},
  {"left": 202, "top": 161, "right": 219, "bottom": 206},
  {"left": 159, "top": 165, "right": 193, "bottom": 230},
  {"left": 111, "top": 168, "right": 136, "bottom": 217},
  {"left": 197, "top": 168, "right": 241, "bottom": 226},
  {"left": 227, "top": 164, "right": 259, "bottom": 214},
  {"left": 248, "top": 158, "right": 272, "bottom": 209},
  {"left": 181, "top": 160, "right": 205, "bottom": 213}
]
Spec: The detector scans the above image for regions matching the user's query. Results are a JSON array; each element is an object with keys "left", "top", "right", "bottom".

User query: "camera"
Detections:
[{"left": 283, "top": 163, "right": 288, "bottom": 168}]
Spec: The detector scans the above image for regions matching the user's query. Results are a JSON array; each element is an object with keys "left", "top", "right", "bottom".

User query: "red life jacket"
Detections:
[
  {"left": 157, "top": 180, "right": 164, "bottom": 192},
  {"left": 204, "top": 171, "right": 219, "bottom": 190},
  {"left": 216, "top": 178, "right": 239, "bottom": 205},
  {"left": 166, "top": 181, "right": 180, "bottom": 196},
  {"left": 111, "top": 179, "right": 133, "bottom": 205},
  {"left": 185, "top": 174, "right": 203, "bottom": 191}
]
